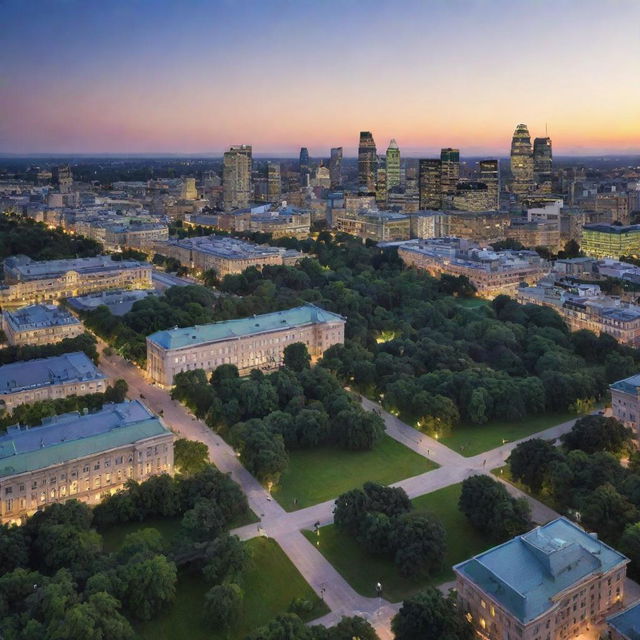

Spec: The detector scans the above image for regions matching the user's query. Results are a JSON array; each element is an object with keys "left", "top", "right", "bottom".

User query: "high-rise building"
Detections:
[
  {"left": 51, "top": 165, "right": 73, "bottom": 194},
  {"left": 533, "top": 136, "right": 553, "bottom": 185},
  {"left": 418, "top": 159, "right": 442, "bottom": 210},
  {"left": 440, "top": 148, "right": 460, "bottom": 196},
  {"left": 358, "top": 131, "right": 377, "bottom": 193},
  {"left": 266, "top": 162, "right": 281, "bottom": 204},
  {"left": 510, "top": 124, "right": 534, "bottom": 194},
  {"left": 479, "top": 159, "right": 500, "bottom": 210},
  {"left": 299, "top": 147, "right": 310, "bottom": 187},
  {"left": 386, "top": 140, "right": 401, "bottom": 192},
  {"left": 375, "top": 168, "right": 387, "bottom": 205},
  {"left": 180, "top": 177, "right": 198, "bottom": 200},
  {"left": 223, "top": 145, "right": 252, "bottom": 210},
  {"left": 329, "top": 147, "right": 343, "bottom": 188}
]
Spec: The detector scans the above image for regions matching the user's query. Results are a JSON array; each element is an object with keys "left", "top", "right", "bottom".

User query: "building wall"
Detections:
[
  {"left": 582, "top": 229, "right": 640, "bottom": 259},
  {"left": 147, "top": 320, "right": 345, "bottom": 387},
  {"left": 0, "top": 433, "right": 173, "bottom": 524},
  {"left": 3, "top": 316, "right": 83, "bottom": 346},
  {"left": 611, "top": 388, "right": 640, "bottom": 430}
]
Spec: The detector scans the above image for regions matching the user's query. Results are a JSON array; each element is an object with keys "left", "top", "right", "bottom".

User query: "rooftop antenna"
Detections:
[{"left": 545, "top": 122, "right": 548, "bottom": 137}]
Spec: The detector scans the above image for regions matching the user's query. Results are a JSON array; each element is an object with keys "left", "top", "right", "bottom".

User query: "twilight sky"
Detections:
[{"left": 1, "top": 0, "right": 639, "bottom": 156}]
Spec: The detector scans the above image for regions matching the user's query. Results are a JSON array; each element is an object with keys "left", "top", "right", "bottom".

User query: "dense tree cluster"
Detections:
[
  {"left": 246, "top": 613, "right": 380, "bottom": 640},
  {"left": 458, "top": 475, "right": 532, "bottom": 542},
  {"left": 172, "top": 361, "right": 385, "bottom": 484},
  {"left": 173, "top": 438, "right": 210, "bottom": 475},
  {"left": 334, "top": 482, "right": 446, "bottom": 578},
  {"left": 0, "top": 214, "right": 102, "bottom": 260},
  {"left": 0, "top": 332, "right": 98, "bottom": 366},
  {"left": 0, "top": 465, "right": 252, "bottom": 638},
  {"left": 0, "top": 379, "right": 128, "bottom": 430}
]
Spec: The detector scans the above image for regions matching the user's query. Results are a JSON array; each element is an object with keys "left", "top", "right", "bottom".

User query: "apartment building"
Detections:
[
  {"left": 2, "top": 304, "right": 83, "bottom": 346},
  {"left": 333, "top": 211, "right": 411, "bottom": 242},
  {"left": 0, "top": 400, "right": 173, "bottom": 524},
  {"left": 610, "top": 374, "right": 640, "bottom": 431},
  {"left": 146, "top": 304, "right": 345, "bottom": 387},
  {"left": 0, "top": 352, "right": 108, "bottom": 411},
  {"left": 0, "top": 255, "right": 152, "bottom": 307},
  {"left": 455, "top": 517, "right": 628, "bottom": 640}
]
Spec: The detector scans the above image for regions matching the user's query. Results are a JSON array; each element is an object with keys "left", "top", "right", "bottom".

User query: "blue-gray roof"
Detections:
[
  {"left": 67, "top": 289, "right": 157, "bottom": 316},
  {"left": 147, "top": 304, "right": 345, "bottom": 351},
  {"left": 611, "top": 374, "right": 640, "bottom": 394},
  {"left": 0, "top": 352, "right": 106, "bottom": 396},
  {"left": 0, "top": 400, "right": 171, "bottom": 478},
  {"left": 454, "top": 517, "right": 628, "bottom": 624},
  {"left": 3, "top": 304, "right": 81, "bottom": 332},
  {"left": 607, "top": 602, "right": 640, "bottom": 639}
]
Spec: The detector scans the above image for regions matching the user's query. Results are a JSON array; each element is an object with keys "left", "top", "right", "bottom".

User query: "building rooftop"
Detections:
[
  {"left": 3, "top": 304, "right": 81, "bottom": 332},
  {"left": 163, "top": 235, "right": 284, "bottom": 260},
  {"left": 607, "top": 601, "right": 640, "bottom": 640},
  {"left": 583, "top": 224, "right": 640, "bottom": 234},
  {"left": 0, "top": 352, "right": 106, "bottom": 397},
  {"left": 147, "top": 304, "right": 345, "bottom": 351},
  {"left": 454, "top": 517, "right": 628, "bottom": 624},
  {"left": 0, "top": 400, "right": 170, "bottom": 478},
  {"left": 610, "top": 373, "right": 640, "bottom": 395},
  {"left": 67, "top": 289, "right": 157, "bottom": 316}
]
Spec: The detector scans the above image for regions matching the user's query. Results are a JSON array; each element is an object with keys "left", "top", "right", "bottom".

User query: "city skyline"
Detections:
[{"left": 1, "top": 0, "right": 639, "bottom": 156}]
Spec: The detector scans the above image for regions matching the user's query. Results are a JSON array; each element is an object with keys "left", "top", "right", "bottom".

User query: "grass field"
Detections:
[
  {"left": 455, "top": 297, "right": 489, "bottom": 310},
  {"left": 439, "top": 410, "right": 577, "bottom": 457},
  {"left": 303, "top": 483, "right": 491, "bottom": 602},
  {"left": 139, "top": 537, "right": 329, "bottom": 640},
  {"left": 272, "top": 435, "right": 438, "bottom": 511}
]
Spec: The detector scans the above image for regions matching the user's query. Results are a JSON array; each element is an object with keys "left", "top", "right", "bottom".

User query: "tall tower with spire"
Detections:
[
  {"left": 510, "top": 124, "right": 534, "bottom": 194},
  {"left": 385, "top": 139, "right": 401, "bottom": 192}
]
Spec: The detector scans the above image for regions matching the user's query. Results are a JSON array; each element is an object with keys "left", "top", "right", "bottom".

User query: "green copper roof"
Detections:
[
  {"left": 147, "top": 304, "right": 345, "bottom": 350},
  {"left": 454, "top": 517, "right": 628, "bottom": 624}
]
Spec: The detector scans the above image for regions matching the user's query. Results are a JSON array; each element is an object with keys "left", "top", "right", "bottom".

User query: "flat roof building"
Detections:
[
  {"left": 146, "top": 303, "right": 345, "bottom": 386},
  {"left": 67, "top": 289, "right": 157, "bottom": 316},
  {"left": 0, "top": 351, "right": 109, "bottom": 411},
  {"left": 2, "top": 304, "right": 83, "bottom": 346},
  {"left": 607, "top": 601, "right": 640, "bottom": 640},
  {"left": 455, "top": 517, "right": 628, "bottom": 640},
  {"left": 581, "top": 224, "right": 640, "bottom": 259},
  {"left": 0, "top": 400, "right": 173, "bottom": 524}
]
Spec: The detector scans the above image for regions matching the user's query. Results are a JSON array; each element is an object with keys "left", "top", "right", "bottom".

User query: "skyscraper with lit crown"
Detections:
[
  {"left": 510, "top": 124, "right": 534, "bottom": 194},
  {"left": 358, "top": 131, "right": 377, "bottom": 193},
  {"left": 385, "top": 139, "right": 401, "bottom": 192}
]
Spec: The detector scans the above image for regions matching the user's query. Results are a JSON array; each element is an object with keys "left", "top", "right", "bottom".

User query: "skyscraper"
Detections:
[
  {"left": 375, "top": 168, "right": 387, "bottom": 205},
  {"left": 419, "top": 159, "right": 442, "bottom": 210},
  {"left": 533, "top": 136, "right": 553, "bottom": 186},
  {"left": 510, "top": 124, "right": 534, "bottom": 194},
  {"left": 299, "top": 147, "right": 310, "bottom": 187},
  {"left": 52, "top": 165, "right": 73, "bottom": 194},
  {"left": 440, "top": 148, "right": 460, "bottom": 196},
  {"left": 479, "top": 159, "right": 500, "bottom": 210},
  {"left": 358, "top": 131, "right": 377, "bottom": 193},
  {"left": 329, "top": 147, "right": 343, "bottom": 189},
  {"left": 223, "top": 144, "right": 252, "bottom": 210},
  {"left": 266, "top": 162, "right": 281, "bottom": 204},
  {"left": 385, "top": 139, "right": 401, "bottom": 192}
]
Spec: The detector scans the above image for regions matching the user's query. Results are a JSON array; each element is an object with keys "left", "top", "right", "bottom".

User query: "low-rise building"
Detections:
[
  {"left": 2, "top": 304, "right": 83, "bottom": 346},
  {"left": 0, "top": 400, "right": 173, "bottom": 524},
  {"left": 333, "top": 211, "right": 411, "bottom": 241},
  {"left": 0, "top": 352, "right": 108, "bottom": 411},
  {"left": 505, "top": 219, "right": 562, "bottom": 252},
  {"left": 455, "top": 517, "right": 628, "bottom": 640},
  {"left": 0, "top": 255, "right": 152, "bottom": 308},
  {"left": 439, "top": 210, "right": 511, "bottom": 243},
  {"left": 146, "top": 304, "right": 345, "bottom": 387},
  {"left": 607, "top": 601, "right": 640, "bottom": 640},
  {"left": 399, "top": 237, "right": 549, "bottom": 297},
  {"left": 610, "top": 374, "right": 640, "bottom": 431},
  {"left": 67, "top": 289, "right": 157, "bottom": 316},
  {"left": 581, "top": 224, "right": 640, "bottom": 259}
]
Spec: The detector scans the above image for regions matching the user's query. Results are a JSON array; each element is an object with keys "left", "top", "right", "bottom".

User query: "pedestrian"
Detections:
[{"left": 483, "top": 459, "right": 486, "bottom": 467}]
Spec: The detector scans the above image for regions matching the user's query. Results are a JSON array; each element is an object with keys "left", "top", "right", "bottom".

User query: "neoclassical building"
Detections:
[
  {"left": 146, "top": 304, "right": 345, "bottom": 387},
  {"left": 0, "top": 400, "right": 174, "bottom": 524},
  {"left": 2, "top": 304, "right": 83, "bottom": 346}
]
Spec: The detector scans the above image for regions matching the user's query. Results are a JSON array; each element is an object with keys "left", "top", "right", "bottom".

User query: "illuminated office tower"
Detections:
[
  {"left": 358, "top": 131, "right": 377, "bottom": 193},
  {"left": 510, "top": 124, "right": 534, "bottom": 194},
  {"left": 385, "top": 139, "right": 401, "bottom": 192},
  {"left": 329, "top": 147, "right": 343, "bottom": 188},
  {"left": 440, "top": 148, "right": 460, "bottom": 195},
  {"left": 266, "top": 162, "right": 281, "bottom": 204},
  {"left": 223, "top": 145, "right": 252, "bottom": 210},
  {"left": 375, "top": 168, "right": 387, "bottom": 205},
  {"left": 533, "top": 136, "right": 553, "bottom": 186},
  {"left": 180, "top": 177, "right": 197, "bottom": 200},
  {"left": 419, "top": 159, "right": 442, "bottom": 210},
  {"left": 479, "top": 159, "right": 500, "bottom": 209},
  {"left": 52, "top": 165, "right": 73, "bottom": 194},
  {"left": 299, "top": 147, "right": 310, "bottom": 187}
]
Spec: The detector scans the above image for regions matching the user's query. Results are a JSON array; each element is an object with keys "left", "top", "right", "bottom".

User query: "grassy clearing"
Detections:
[
  {"left": 303, "top": 483, "right": 492, "bottom": 603},
  {"left": 272, "top": 435, "right": 438, "bottom": 512}
]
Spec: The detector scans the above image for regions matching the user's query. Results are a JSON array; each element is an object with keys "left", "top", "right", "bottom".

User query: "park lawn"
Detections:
[
  {"left": 455, "top": 297, "right": 489, "bottom": 310},
  {"left": 272, "top": 435, "right": 438, "bottom": 511},
  {"left": 440, "top": 410, "right": 577, "bottom": 458},
  {"left": 303, "top": 483, "right": 492, "bottom": 603},
  {"left": 139, "top": 537, "right": 329, "bottom": 640}
]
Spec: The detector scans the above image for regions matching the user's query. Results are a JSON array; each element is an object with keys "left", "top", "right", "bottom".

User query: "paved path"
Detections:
[{"left": 95, "top": 342, "right": 609, "bottom": 636}]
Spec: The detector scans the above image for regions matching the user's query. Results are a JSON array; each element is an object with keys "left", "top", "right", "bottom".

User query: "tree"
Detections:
[
  {"left": 203, "top": 534, "right": 248, "bottom": 584},
  {"left": 0, "top": 524, "right": 28, "bottom": 574},
  {"left": 561, "top": 415, "right": 635, "bottom": 455},
  {"left": 181, "top": 499, "right": 225, "bottom": 543},
  {"left": 620, "top": 522, "right": 640, "bottom": 579},
  {"left": 580, "top": 483, "right": 639, "bottom": 544},
  {"left": 203, "top": 583, "right": 243, "bottom": 628},
  {"left": 328, "top": 616, "right": 379, "bottom": 640},
  {"left": 508, "top": 439, "right": 561, "bottom": 493},
  {"left": 283, "top": 342, "right": 311, "bottom": 372},
  {"left": 246, "top": 613, "right": 311, "bottom": 640},
  {"left": 234, "top": 420, "right": 289, "bottom": 485},
  {"left": 391, "top": 588, "right": 475, "bottom": 640},
  {"left": 174, "top": 438, "right": 210, "bottom": 475},
  {"left": 334, "top": 408, "right": 384, "bottom": 451},
  {"left": 391, "top": 513, "right": 447, "bottom": 578}
]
